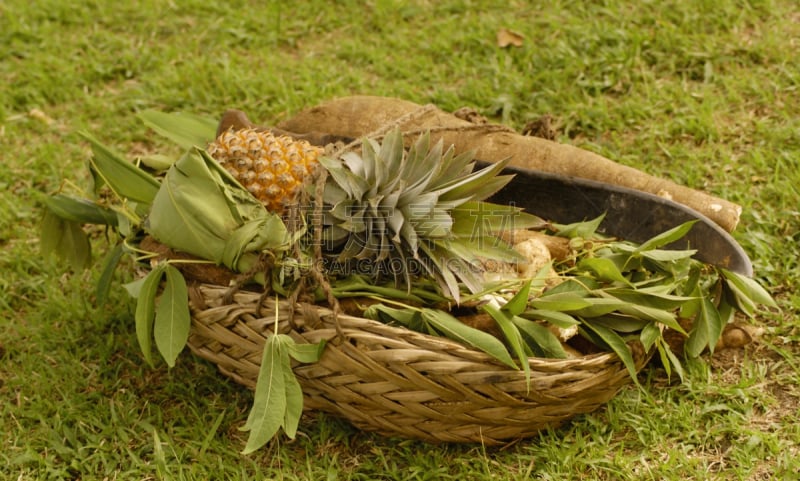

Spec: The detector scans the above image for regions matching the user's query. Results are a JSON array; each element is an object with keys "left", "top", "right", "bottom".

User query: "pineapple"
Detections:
[
  {"left": 319, "top": 129, "right": 533, "bottom": 301},
  {"left": 207, "top": 127, "right": 322, "bottom": 214},
  {"left": 208, "top": 122, "right": 535, "bottom": 301}
]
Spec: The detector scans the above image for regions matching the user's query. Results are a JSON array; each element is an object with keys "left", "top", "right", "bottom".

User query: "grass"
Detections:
[{"left": 1, "top": 0, "right": 798, "bottom": 479}]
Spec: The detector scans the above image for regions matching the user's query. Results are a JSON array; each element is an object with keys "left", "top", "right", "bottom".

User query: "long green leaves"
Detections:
[
  {"left": 96, "top": 243, "right": 125, "bottom": 306},
  {"left": 40, "top": 208, "right": 92, "bottom": 270},
  {"left": 482, "top": 302, "right": 531, "bottom": 383},
  {"left": 133, "top": 264, "right": 166, "bottom": 366},
  {"left": 241, "top": 334, "right": 325, "bottom": 454},
  {"left": 40, "top": 193, "right": 121, "bottom": 270},
  {"left": 44, "top": 194, "right": 118, "bottom": 226},
  {"left": 365, "top": 304, "right": 517, "bottom": 369},
  {"left": 82, "top": 132, "right": 160, "bottom": 205},
  {"left": 138, "top": 110, "right": 217, "bottom": 150},
  {"left": 523, "top": 218, "right": 775, "bottom": 379},
  {"left": 684, "top": 296, "right": 723, "bottom": 357},
  {"left": 360, "top": 217, "right": 778, "bottom": 388},
  {"left": 581, "top": 322, "right": 639, "bottom": 382},
  {"left": 242, "top": 335, "right": 287, "bottom": 454},
  {"left": 722, "top": 268, "right": 778, "bottom": 315},
  {"left": 154, "top": 265, "right": 191, "bottom": 367}
]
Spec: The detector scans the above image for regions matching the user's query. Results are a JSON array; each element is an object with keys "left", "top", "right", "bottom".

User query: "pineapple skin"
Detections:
[{"left": 208, "top": 128, "right": 322, "bottom": 213}]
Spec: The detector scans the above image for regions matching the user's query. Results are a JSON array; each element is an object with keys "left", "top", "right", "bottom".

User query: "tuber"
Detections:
[{"left": 277, "top": 96, "right": 741, "bottom": 232}]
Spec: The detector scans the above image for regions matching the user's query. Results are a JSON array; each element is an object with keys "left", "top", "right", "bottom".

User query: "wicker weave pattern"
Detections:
[{"left": 186, "top": 284, "right": 650, "bottom": 444}]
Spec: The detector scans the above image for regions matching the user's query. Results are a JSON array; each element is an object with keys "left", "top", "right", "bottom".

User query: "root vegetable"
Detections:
[
  {"left": 499, "top": 229, "right": 571, "bottom": 261},
  {"left": 513, "top": 238, "right": 553, "bottom": 280},
  {"left": 277, "top": 95, "right": 741, "bottom": 232}
]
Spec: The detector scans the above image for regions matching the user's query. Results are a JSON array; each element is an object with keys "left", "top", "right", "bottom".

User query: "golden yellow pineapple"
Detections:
[{"left": 207, "top": 128, "right": 322, "bottom": 213}]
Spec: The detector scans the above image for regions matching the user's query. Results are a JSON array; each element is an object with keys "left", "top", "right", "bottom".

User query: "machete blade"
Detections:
[{"left": 485, "top": 163, "right": 753, "bottom": 277}]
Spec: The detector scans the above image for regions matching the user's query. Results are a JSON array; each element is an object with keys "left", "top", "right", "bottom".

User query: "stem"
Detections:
[{"left": 274, "top": 294, "right": 280, "bottom": 335}]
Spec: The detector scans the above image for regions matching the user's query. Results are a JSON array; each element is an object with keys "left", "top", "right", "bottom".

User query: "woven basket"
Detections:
[{"left": 185, "top": 283, "right": 652, "bottom": 445}]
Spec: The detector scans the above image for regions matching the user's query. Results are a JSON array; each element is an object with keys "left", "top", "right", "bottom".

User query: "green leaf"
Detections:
[
  {"left": 138, "top": 110, "right": 217, "bottom": 150},
  {"left": 82, "top": 132, "right": 160, "bottom": 205},
  {"left": 135, "top": 265, "right": 166, "bottom": 366},
  {"left": 482, "top": 302, "right": 531, "bottom": 384},
  {"left": 123, "top": 276, "right": 147, "bottom": 299},
  {"left": 640, "top": 249, "right": 697, "bottom": 262},
  {"left": 613, "top": 301, "right": 685, "bottom": 334},
  {"left": 569, "top": 297, "right": 629, "bottom": 317},
  {"left": 529, "top": 292, "right": 592, "bottom": 311},
  {"left": 578, "top": 257, "right": 631, "bottom": 285},
  {"left": 510, "top": 316, "right": 568, "bottom": 359},
  {"left": 431, "top": 148, "right": 475, "bottom": 187},
  {"left": 721, "top": 269, "right": 777, "bottom": 310},
  {"left": 636, "top": 220, "right": 697, "bottom": 252},
  {"left": 446, "top": 234, "right": 524, "bottom": 265},
  {"left": 281, "top": 340, "right": 303, "bottom": 439},
  {"left": 330, "top": 275, "right": 436, "bottom": 303},
  {"left": 685, "top": 297, "right": 723, "bottom": 357},
  {"left": 116, "top": 209, "right": 136, "bottom": 237},
  {"left": 243, "top": 334, "right": 318, "bottom": 454},
  {"left": 420, "top": 309, "right": 518, "bottom": 370},
  {"left": 375, "top": 129, "right": 402, "bottom": 187},
  {"left": 222, "top": 217, "right": 285, "bottom": 269},
  {"left": 40, "top": 209, "right": 92, "bottom": 270},
  {"left": 590, "top": 315, "right": 651, "bottom": 333},
  {"left": 147, "top": 152, "right": 241, "bottom": 264},
  {"left": 96, "top": 243, "right": 125, "bottom": 306},
  {"left": 657, "top": 338, "right": 685, "bottom": 382},
  {"left": 680, "top": 265, "right": 703, "bottom": 297},
  {"left": 680, "top": 297, "right": 702, "bottom": 320},
  {"left": 450, "top": 175, "right": 516, "bottom": 205},
  {"left": 543, "top": 277, "right": 598, "bottom": 295},
  {"left": 286, "top": 340, "right": 326, "bottom": 364},
  {"left": 502, "top": 279, "right": 531, "bottom": 316},
  {"left": 450, "top": 201, "right": 545, "bottom": 235},
  {"left": 606, "top": 286, "right": 694, "bottom": 311},
  {"left": 404, "top": 131, "right": 435, "bottom": 185},
  {"left": 581, "top": 322, "right": 639, "bottom": 383},
  {"left": 154, "top": 265, "right": 191, "bottom": 367},
  {"left": 242, "top": 335, "right": 287, "bottom": 454},
  {"left": 44, "top": 194, "right": 118, "bottom": 226},
  {"left": 639, "top": 322, "right": 661, "bottom": 352},
  {"left": 717, "top": 296, "right": 736, "bottom": 327},
  {"left": 140, "top": 153, "right": 177, "bottom": 171},
  {"left": 552, "top": 214, "right": 605, "bottom": 239},
  {"left": 722, "top": 281, "right": 757, "bottom": 317},
  {"left": 589, "top": 290, "right": 687, "bottom": 334},
  {"left": 363, "top": 304, "right": 423, "bottom": 329},
  {"left": 520, "top": 309, "right": 580, "bottom": 329},
  {"left": 320, "top": 155, "right": 369, "bottom": 199}
]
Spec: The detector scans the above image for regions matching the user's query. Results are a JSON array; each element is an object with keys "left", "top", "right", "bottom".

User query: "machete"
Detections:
[{"left": 485, "top": 162, "right": 753, "bottom": 277}]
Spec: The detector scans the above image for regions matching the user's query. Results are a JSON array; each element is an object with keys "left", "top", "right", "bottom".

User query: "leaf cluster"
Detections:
[
  {"left": 40, "top": 111, "right": 321, "bottom": 452},
  {"left": 242, "top": 332, "right": 325, "bottom": 454},
  {"left": 38, "top": 112, "right": 777, "bottom": 454},
  {"left": 365, "top": 218, "right": 777, "bottom": 385}
]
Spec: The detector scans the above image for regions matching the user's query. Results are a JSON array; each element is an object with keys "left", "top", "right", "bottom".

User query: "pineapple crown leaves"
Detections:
[{"left": 319, "top": 129, "right": 541, "bottom": 301}]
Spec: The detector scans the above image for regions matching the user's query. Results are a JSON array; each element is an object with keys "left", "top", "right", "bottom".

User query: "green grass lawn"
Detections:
[{"left": 2, "top": 0, "right": 798, "bottom": 479}]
